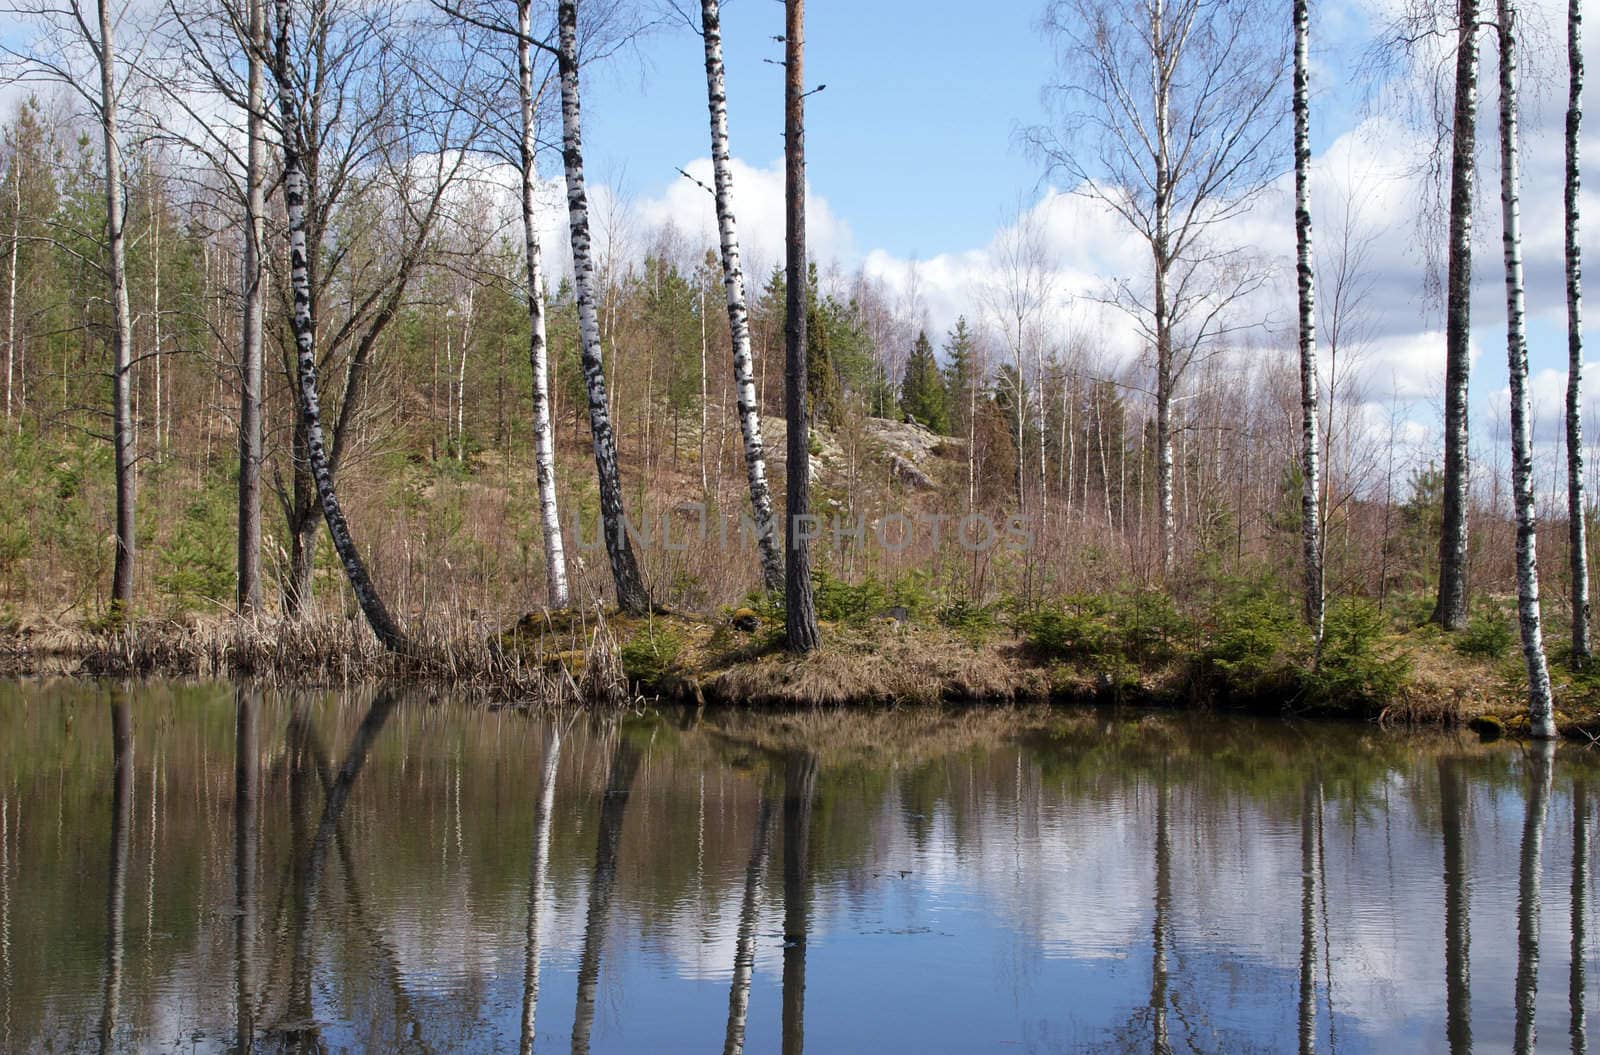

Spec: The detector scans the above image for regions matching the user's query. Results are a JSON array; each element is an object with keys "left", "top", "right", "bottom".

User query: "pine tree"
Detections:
[{"left": 899, "top": 330, "right": 949, "bottom": 433}]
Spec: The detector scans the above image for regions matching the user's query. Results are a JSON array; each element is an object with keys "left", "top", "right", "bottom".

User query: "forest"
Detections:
[{"left": 0, "top": 0, "right": 1594, "bottom": 735}]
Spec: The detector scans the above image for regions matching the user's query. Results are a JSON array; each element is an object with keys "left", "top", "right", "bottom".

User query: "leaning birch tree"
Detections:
[
  {"left": 1293, "top": 0, "right": 1323, "bottom": 650},
  {"left": 1565, "top": 0, "right": 1589, "bottom": 665},
  {"left": 697, "top": 0, "right": 781, "bottom": 594},
  {"left": 783, "top": 0, "right": 819, "bottom": 653},
  {"left": 516, "top": 0, "right": 569, "bottom": 610},
  {"left": 270, "top": 0, "right": 407, "bottom": 651},
  {"left": 554, "top": 0, "right": 648, "bottom": 614},
  {"left": 1030, "top": 0, "right": 1287, "bottom": 578},
  {"left": 1496, "top": 0, "right": 1557, "bottom": 739}
]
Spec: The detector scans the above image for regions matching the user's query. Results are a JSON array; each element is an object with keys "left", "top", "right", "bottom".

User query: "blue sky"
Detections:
[
  {"left": 568, "top": 0, "right": 1600, "bottom": 490},
  {"left": 581, "top": 0, "right": 1054, "bottom": 259}
]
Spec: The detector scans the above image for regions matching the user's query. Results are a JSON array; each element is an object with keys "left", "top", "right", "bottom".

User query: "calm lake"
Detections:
[{"left": 0, "top": 681, "right": 1595, "bottom": 1053}]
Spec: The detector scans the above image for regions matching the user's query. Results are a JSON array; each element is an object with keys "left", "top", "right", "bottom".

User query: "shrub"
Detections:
[
  {"left": 1018, "top": 597, "right": 1120, "bottom": 663},
  {"left": 619, "top": 624, "right": 684, "bottom": 686},
  {"left": 1456, "top": 608, "right": 1515, "bottom": 659},
  {"left": 1304, "top": 599, "right": 1411, "bottom": 710}
]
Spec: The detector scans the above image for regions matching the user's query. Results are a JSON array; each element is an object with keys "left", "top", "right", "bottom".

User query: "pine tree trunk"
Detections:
[
  {"left": 518, "top": 724, "right": 561, "bottom": 1055},
  {"left": 99, "top": 0, "right": 136, "bottom": 619},
  {"left": 272, "top": 0, "right": 407, "bottom": 652},
  {"left": 1434, "top": 0, "right": 1481, "bottom": 630},
  {"left": 556, "top": 0, "right": 648, "bottom": 615},
  {"left": 1498, "top": 0, "right": 1557, "bottom": 739},
  {"left": 699, "top": 0, "right": 781, "bottom": 592},
  {"left": 1566, "top": 0, "right": 1590, "bottom": 664},
  {"left": 1294, "top": 0, "right": 1324, "bottom": 650},
  {"left": 518, "top": 0, "right": 569, "bottom": 611},
  {"left": 783, "top": 0, "right": 819, "bottom": 652},
  {"left": 237, "top": 0, "right": 266, "bottom": 614}
]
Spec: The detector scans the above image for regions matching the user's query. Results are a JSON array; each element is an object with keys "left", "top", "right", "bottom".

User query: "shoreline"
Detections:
[{"left": 2, "top": 606, "right": 1596, "bottom": 741}]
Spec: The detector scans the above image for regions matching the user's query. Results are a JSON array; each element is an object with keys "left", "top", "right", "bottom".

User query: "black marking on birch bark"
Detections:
[
  {"left": 272, "top": 0, "right": 407, "bottom": 653},
  {"left": 557, "top": 0, "right": 649, "bottom": 615}
]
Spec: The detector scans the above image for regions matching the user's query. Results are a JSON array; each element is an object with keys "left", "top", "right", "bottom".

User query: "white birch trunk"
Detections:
[
  {"left": 556, "top": 0, "right": 648, "bottom": 614},
  {"left": 699, "top": 0, "right": 781, "bottom": 592},
  {"left": 272, "top": 0, "right": 407, "bottom": 652},
  {"left": 1152, "top": 0, "right": 1176, "bottom": 578},
  {"left": 237, "top": 0, "right": 266, "bottom": 614},
  {"left": 518, "top": 0, "right": 569, "bottom": 610},
  {"left": 1435, "top": 0, "right": 1481, "bottom": 630},
  {"left": 1566, "top": 0, "right": 1590, "bottom": 663},
  {"left": 99, "top": 0, "right": 136, "bottom": 615},
  {"left": 1498, "top": 0, "right": 1558, "bottom": 739},
  {"left": 1294, "top": 0, "right": 1324, "bottom": 649}
]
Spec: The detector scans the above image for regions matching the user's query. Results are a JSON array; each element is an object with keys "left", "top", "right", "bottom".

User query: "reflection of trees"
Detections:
[
  {"left": 520, "top": 724, "right": 564, "bottom": 1055},
  {"left": 99, "top": 692, "right": 133, "bottom": 1055},
  {"left": 571, "top": 733, "right": 643, "bottom": 1055},
  {"left": 280, "top": 691, "right": 402, "bottom": 1052},
  {"left": 782, "top": 751, "right": 818, "bottom": 1055},
  {"left": 235, "top": 687, "right": 260, "bottom": 1051},
  {"left": 1515, "top": 741, "right": 1554, "bottom": 1055},
  {"left": 1298, "top": 777, "right": 1317, "bottom": 1055},
  {"left": 1573, "top": 778, "right": 1589, "bottom": 1055},
  {"left": 1150, "top": 771, "right": 1171, "bottom": 1055},
  {"left": 1440, "top": 756, "right": 1472, "bottom": 1055},
  {"left": 723, "top": 776, "right": 776, "bottom": 1055}
]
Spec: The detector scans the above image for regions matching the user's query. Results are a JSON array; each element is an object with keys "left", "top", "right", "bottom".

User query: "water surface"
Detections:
[{"left": 0, "top": 680, "right": 1595, "bottom": 1053}]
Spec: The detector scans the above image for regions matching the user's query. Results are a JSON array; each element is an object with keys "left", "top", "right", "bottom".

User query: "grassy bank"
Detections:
[{"left": 5, "top": 578, "right": 1598, "bottom": 741}]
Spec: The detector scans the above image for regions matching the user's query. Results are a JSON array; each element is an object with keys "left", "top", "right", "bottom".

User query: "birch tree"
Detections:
[
  {"left": 556, "top": 0, "right": 649, "bottom": 615},
  {"left": 698, "top": 0, "right": 781, "bottom": 594},
  {"left": 1294, "top": 0, "right": 1323, "bottom": 649},
  {"left": 271, "top": 0, "right": 407, "bottom": 651},
  {"left": 516, "top": 0, "right": 569, "bottom": 610},
  {"left": 1, "top": 0, "right": 144, "bottom": 618},
  {"left": 783, "top": 0, "right": 819, "bottom": 652},
  {"left": 1434, "top": 0, "right": 1483, "bottom": 631},
  {"left": 237, "top": 0, "right": 266, "bottom": 614},
  {"left": 1565, "top": 0, "right": 1589, "bottom": 664},
  {"left": 1030, "top": 0, "right": 1286, "bottom": 577},
  {"left": 1496, "top": 0, "right": 1556, "bottom": 739}
]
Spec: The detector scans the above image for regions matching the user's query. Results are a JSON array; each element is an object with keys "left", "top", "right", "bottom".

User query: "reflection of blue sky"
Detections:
[{"left": 40, "top": 737, "right": 1600, "bottom": 1054}]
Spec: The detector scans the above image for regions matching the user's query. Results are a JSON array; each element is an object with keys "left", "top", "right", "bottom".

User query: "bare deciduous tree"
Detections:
[{"left": 1030, "top": 0, "right": 1287, "bottom": 577}]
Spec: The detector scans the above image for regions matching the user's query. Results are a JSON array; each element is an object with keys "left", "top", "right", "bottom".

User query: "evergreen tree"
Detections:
[{"left": 899, "top": 330, "right": 949, "bottom": 433}]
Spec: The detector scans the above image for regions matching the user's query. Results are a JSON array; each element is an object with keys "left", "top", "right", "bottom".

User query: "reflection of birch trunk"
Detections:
[
  {"left": 723, "top": 786, "right": 777, "bottom": 1055},
  {"left": 1515, "top": 740, "right": 1554, "bottom": 1055},
  {"left": 1298, "top": 778, "right": 1317, "bottom": 1055},
  {"left": 571, "top": 736, "right": 642, "bottom": 1055},
  {"left": 99, "top": 695, "right": 132, "bottom": 1055},
  {"left": 1441, "top": 757, "right": 1472, "bottom": 1055},
  {"left": 1572, "top": 779, "right": 1589, "bottom": 1055},
  {"left": 285, "top": 692, "right": 399, "bottom": 1041},
  {"left": 234, "top": 688, "right": 259, "bottom": 1049},
  {"left": 782, "top": 752, "right": 817, "bottom": 1055},
  {"left": 1150, "top": 771, "right": 1171, "bottom": 1055},
  {"left": 520, "top": 724, "right": 564, "bottom": 1055}
]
